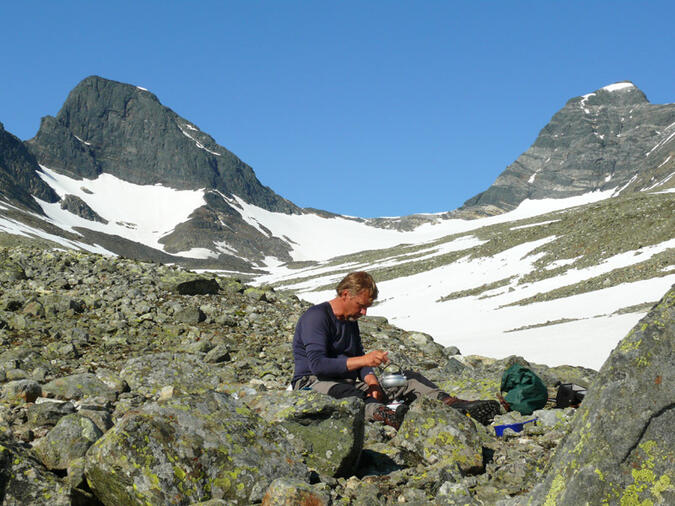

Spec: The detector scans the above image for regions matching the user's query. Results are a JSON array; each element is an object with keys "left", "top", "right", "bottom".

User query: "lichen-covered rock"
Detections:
[
  {"left": 262, "top": 477, "right": 330, "bottom": 505},
  {"left": 78, "top": 408, "right": 114, "bottom": 433},
  {"left": 32, "top": 413, "right": 103, "bottom": 470},
  {"left": 26, "top": 399, "right": 76, "bottom": 426},
  {"left": 0, "top": 439, "right": 71, "bottom": 505},
  {"left": 246, "top": 391, "right": 365, "bottom": 477},
  {"left": 94, "top": 368, "right": 129, "bottom": 394},
  {"left": 119, "top": 352, "right": 220, "bottom": 396},
  {"left": 84, "top": 390, "right": 308, "bottom": 505},
  {"left": 1, "top": 378, "right": 41, "bottom": 403},
  {"left": 528, "top": 287, "right": 674, "bottom": 505},
  {"left": 392, "top": 397, "right": 484, "bottom": 473},
  {"left": 41, "top": 373, "right": 119, "bottom": 401}
]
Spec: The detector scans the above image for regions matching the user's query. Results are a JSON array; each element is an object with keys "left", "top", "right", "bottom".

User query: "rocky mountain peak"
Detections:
[
  {"left": 25, "top": 76, "right": 297, "bottom": 213},
  {"left": 567, "top": 81, "right": 648, "bottom": 108},
  {"left": 462, "top": 81, "right": 674, "bottom": 213},
  {"left": 55, "top": 75, "right": 162, "bottom": 134}
]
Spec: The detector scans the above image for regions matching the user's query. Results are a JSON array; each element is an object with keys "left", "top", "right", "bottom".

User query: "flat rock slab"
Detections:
[
  {"left": 119, "top": 352, "right": 220, "bottom": 396},
  {"left": 246, "top": 391, "right": 365, "bottom": 477},
  {"left": 85, "top": 390, "right": 308, "bottom": 505},
  {"left": 42, "top": 373, "right": 119, "bottom": 402}
]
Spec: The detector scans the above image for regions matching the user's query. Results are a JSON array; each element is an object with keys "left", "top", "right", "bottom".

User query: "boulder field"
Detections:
[{"left": 0, "top": 246, "right": 671, "bottom": 504}]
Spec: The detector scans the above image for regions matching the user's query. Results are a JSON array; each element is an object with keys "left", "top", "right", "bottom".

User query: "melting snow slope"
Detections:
[
  {"left": 233, "top": 191, "right": 615, "bottom": 264},
  {"left": 35, "top": 166, "right": 206, "bottom": 252},
  {"left": 257, "top": 191, "right": 674, "bottom": 370}
]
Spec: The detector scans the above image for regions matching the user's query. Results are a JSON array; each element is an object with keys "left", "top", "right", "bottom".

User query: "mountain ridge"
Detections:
[{"left": 0, "top": 77, "right": 671, "bottom": 278}]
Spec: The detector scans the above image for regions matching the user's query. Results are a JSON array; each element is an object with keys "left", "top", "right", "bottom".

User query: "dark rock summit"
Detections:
[
  {"left": 26, "top": 76, "right": 297, "bottom": 214},
  {"left": 463, "top": 82, "right": 675, "bottom": 213},
  {"left": 17, "top": 76, "right": 303, "bottom": 264}
]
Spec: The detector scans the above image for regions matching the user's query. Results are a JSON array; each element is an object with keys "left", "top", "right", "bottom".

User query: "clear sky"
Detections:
[{"left": 1, "top": 1, "right": 673, "bottom": 217}]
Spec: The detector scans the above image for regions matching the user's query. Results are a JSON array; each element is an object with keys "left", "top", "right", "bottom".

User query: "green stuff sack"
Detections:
[{"left": 500, "top": 364, "right": 548, "bottom": 415}]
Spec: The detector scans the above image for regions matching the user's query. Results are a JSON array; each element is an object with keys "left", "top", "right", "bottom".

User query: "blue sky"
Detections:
[{"left": 1, "top": 1, "right": 673, "bottom": 217}]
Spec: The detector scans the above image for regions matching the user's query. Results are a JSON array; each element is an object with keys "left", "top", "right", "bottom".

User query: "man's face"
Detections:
[{"left": 342, "top": 289, "right": 373, "bottom": 321}]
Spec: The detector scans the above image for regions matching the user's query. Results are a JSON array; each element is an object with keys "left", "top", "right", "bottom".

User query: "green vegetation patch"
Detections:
[
  {"left": 503, "top": 249, "right": 674, "bottom": 307},
  {"left": 437, "top": 276, "right": 516, "bottom": 302}
]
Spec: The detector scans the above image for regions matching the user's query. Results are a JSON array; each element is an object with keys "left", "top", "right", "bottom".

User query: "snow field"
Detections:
[{"left": 35, "top": 166, "right": 207, "bottom": 252}]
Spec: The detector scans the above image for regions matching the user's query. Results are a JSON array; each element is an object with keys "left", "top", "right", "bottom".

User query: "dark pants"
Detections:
[{"left": 293, "top": 370, "right": 443, "bottom": 420}]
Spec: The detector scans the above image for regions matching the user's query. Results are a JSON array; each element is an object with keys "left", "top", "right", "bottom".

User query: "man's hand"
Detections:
[
  {"left": 346, "top": 349, "right": 388, "bottom": 372},
  {"left": 364, "top": 350, "right": 389, "bottom": 367},
  {"left": 364, "top": 373, "right": 385, "bottom": 402}
]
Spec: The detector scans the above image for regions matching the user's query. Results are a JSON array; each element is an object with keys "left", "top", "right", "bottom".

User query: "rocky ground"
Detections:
[{"left": 0, "top": 241, "right": 668, "bottom": 505}]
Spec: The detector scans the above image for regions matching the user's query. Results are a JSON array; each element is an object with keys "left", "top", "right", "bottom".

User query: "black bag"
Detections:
[{"left": 554, "top": 382, "right": 587, "bottom": 408}]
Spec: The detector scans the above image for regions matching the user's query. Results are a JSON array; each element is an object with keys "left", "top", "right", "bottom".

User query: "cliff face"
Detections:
[
  {"left": 462, "top": 82, "right": 675, "bottom": 212},
  {"left": 0, "top": 122, "right": 58, "bottom": 213},
  {"left": 25, "top": 75, "right": 297, "bottom": 214}
]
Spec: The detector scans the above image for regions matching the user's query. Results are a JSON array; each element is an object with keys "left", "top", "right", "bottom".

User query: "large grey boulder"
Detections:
[
  {"left": 527, "top": 287, "right": 674, "bottom": 505},
  {"left": 246, "top": 391, "right": 365, "bottom": 477},
  {"left": 84, "top": 390, "right": 308, "bottom": 505},
  {"left": 119, "top": 352, "right": 220, "bottom": 396},
  {"left": 392, "top": 397, "right": 484, "bottom": 473},
  {"left": 158, "top": 271, "right": 221, "bottom": 296},
  {"left": 26, "top": 399, "right": 76, "bottom": 426},
  {"left": 32, "top": 413, "right": 103, "bottom": 470}
]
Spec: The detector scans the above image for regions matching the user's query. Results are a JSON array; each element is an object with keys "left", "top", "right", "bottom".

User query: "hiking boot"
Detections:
[
  {"left": 372, "top": 404, "right": 408, "bottom": 430},
  {"left": 443, "top": 397, "right": 501, "bottom": 425}
]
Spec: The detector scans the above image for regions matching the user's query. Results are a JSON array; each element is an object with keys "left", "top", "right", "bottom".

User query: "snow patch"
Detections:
[
  {"left": 237, "top": 190, "right": 614, "bottom": 265},
  {"left": 601, "top": 82, "right": 635, "bottom": 92},
  {"left": 510, "top": 220, "right": 559, "bottom": 231},
  {"left": 178, "top": 126, "right": 222, "bottom": 156},
  {"left": 545, "top": 256, "right": 582, "bottom": 270},
  {"left": 73, "top": 135, "right": 91, "bottom": 146},
  {"left": 35, "top": 166, "right": 206, "bottom": 252}
]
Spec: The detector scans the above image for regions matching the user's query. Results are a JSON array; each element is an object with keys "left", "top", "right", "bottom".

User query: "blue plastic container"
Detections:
[{"left": 494, "top": 418, "right": 537, "bottom": 436}]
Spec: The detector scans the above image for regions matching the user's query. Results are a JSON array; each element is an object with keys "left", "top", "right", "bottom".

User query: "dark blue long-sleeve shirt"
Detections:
[{"left": 292, "top": 302, "right": 374, "bottom": 383}]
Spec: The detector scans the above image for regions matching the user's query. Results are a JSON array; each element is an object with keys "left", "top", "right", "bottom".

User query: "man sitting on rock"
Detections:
[{"left": 291, "top": 271, "right": 501, "bottom": 429}]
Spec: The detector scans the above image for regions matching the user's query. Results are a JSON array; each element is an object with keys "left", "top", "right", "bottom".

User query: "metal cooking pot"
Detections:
[{"left": 380, "top": 363, "right": 407, "bottom": 388}]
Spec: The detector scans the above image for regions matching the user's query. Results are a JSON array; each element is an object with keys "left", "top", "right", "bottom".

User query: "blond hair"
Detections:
[{"left": 336, "top": 271, "right": 378, "bottom": 301}]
